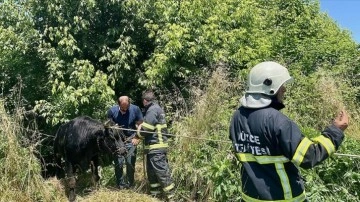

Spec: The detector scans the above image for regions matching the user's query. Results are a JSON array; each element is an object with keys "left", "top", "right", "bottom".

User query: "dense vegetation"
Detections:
[{"left": 1, "top": 0, "right": 359, "bottom": 201}]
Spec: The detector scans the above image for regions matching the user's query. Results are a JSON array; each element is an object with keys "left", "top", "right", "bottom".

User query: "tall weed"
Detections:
[
  {"left": 284, "top": 68, "right": 360, "bottom": 139},
  {"left": 0, "top": 99, "right": 67, "bottom": 201},
  {"left": 169, "top": 67, "right": 243, "bottom": 201}
]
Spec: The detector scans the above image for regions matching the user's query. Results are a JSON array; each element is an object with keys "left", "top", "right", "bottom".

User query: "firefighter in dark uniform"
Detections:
[
  {"left": 132, "top": 90, "right": 175, "bottom": 201},
  {"left": 229, "top": 61, "right": 349, "bottom": 201}
]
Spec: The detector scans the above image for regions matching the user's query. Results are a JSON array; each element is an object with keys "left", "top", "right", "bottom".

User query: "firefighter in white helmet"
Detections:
[{"left": 229, "top": 61, "right": 349, "bottom": 201}]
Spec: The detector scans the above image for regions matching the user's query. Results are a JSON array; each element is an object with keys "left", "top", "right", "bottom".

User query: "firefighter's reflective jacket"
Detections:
[
  {"left": 229, "top": 104, "right": 344, "bottom": 201},
  {"left": 137, "top": 102, "right": 169, "bottom": 151}
]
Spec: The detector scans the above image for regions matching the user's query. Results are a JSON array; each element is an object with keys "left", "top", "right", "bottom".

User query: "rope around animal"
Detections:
[
  {"left": 6, "top": 122, "right": 360, "bottom": 159},
  {"left": 108, "top": 126, "right": 360, "bottom": 159}
]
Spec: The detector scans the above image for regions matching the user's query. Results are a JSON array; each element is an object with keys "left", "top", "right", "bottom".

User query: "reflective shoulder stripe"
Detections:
[
  {"left": 291, "top": 137, "right": 313, "bottom": 166},
  {"left": 236, "top": 153, "right": 289, "bottom": 164},
  {"left": 145, "top": 143, "right": 168, "bottom": 150},
  {"left": 312, "top": 135, "right": 335, "bottom": 155},
  {"left": 142, "top": 122, "right": 155, "bottom": 130},
  {"left": 241, "top": 191, "right": 306, "bottom": 202}
]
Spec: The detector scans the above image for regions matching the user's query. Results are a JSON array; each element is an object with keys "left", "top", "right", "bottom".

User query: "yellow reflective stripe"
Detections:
[
  {"left": 145, "top": 143, "right": 168, "bottom": 150},
  {"left": 157, "top": 124, "right": 167, "bottom": 129},
  {"left": 237, "top": 154, "right": 292, "bottom": 199},
  {"left": 156, "top": 124, "right": 164, "bottom": 145},
  {"left": 291, "top": 137, "right": 312, "bottom": 166},
  {"left": 137, "top": 129, "right": 144, "bottom": 139},
  {"left": 236, "top": 153, "right": 289, "bottom": 164},
  {"left": 163, "top": 183, "right": 175, "bottom": 192},
  {"left": 241, "top": 191, "right": 306, "bottom": 202},
  {"left": 275, "top": 163, "right": 292, "bottom": 199},
  {"left": 142, "top": 122, "right": 155, "bottom": 130},
  {"left": 312, "top": 136, "right": 335, "bottom": 155},
  {"left": 150, "top": 183, "right": 161, "bottom": 188}
]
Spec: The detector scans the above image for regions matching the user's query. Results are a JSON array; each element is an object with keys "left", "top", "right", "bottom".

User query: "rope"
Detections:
[
  {"left": 333, "top": 153, "right": 360, "bottom": 158},
  {"left": 108, "top": 126, "right": 233, "bottom": 144},
  {"left": 108, "top": 126, "right": 360, "bottom": 159},
  {"left": 3, "top": 123, "right": 360, "bottom": 159}
]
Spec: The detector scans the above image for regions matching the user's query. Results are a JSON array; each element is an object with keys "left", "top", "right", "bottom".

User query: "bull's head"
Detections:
[{"left": 100, "top": 119, "right": 127, "bottom": 157}]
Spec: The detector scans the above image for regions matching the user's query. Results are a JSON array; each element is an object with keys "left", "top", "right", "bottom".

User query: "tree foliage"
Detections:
[
  {"left": 29, "top": 0, "right": 151, "bottom": 124},
  {"left": 1, "top": 0, "right": 359, "bottom": 124},
  {"left": 0, "top": 0, "right": 47, "bottom": 110}
]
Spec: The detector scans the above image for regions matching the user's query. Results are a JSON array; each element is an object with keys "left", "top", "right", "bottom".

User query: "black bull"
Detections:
[{"left": 54, "top": 116, "right": 126, "bottom": 201}]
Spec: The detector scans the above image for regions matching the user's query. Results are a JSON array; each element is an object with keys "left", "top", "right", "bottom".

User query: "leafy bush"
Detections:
[{"left": 302, "top": 138, "right": 360, "bottom": 201}]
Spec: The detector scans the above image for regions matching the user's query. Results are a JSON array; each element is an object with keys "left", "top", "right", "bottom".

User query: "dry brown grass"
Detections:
[
  {"left": 60, "top": 147, "right": 159, "bottom": 201},
  {"left": 79, "top": 188, "right": 160, "bottom": 202},
  {"left": 41, "top": 176, "right": 159, "bottom": 202},
  {"left": 77, "top": 150, "right": 160, "bottom": 201},
  {"left": 316, "top": 75, "right": 360, "bottom": 140}
]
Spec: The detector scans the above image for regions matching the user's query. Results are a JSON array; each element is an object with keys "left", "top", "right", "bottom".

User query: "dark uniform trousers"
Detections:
[{"left": 147, "top": 151, "right": 174, "bottom": 198}]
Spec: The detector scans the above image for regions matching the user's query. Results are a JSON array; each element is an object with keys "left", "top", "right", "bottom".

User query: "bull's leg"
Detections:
[
  {"left": 90, "top": 156, "right": 100, "bottom": 189},
  {"left": 54, "top": 153, "right": 66, "bottom": 179},
  {"left": 65, "top": 162, "right": 76, "bottom": 202}
]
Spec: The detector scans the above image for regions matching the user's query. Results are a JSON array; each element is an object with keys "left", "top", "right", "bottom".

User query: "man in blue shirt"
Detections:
[{"left": 107, "top": 96, "right": 143, "bottom": 189}]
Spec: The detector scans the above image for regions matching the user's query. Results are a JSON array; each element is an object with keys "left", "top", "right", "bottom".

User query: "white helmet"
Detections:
[{"left": 246, "top": 61, "right": 293, "bottom": 95}]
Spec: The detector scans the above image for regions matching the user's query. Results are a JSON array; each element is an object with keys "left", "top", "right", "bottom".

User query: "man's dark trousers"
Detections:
[{"left": 114, "top": 142, "right": 137, "bottom": 188}]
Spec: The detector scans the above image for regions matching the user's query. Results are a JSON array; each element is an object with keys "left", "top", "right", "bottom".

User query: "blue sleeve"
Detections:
[
  {"left": 107, "top": 108, "right": 113, "bottom": 120},
  {"left": 135, "top": 106, "right": 144, "bottom": 121}
]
